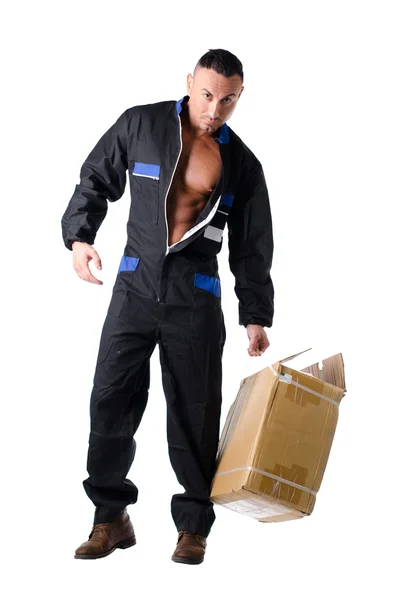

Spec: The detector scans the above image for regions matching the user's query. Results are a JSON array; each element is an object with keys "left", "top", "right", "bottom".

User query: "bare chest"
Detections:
[
  {"left": 165, "top": 132, "right": 222, "bottom": 245},
  {"left": 174, "top": 132, "right": 222, "bottom": 197}
]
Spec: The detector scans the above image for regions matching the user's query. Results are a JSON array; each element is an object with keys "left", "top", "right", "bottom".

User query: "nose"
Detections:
[{"left": 207, "top": 99, "right": 220, "bottom": 120}]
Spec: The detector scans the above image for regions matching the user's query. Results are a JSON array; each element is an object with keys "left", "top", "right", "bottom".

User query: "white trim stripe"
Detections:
[{"left": 132, "top": 172, "right": 159, "bottom": 180}]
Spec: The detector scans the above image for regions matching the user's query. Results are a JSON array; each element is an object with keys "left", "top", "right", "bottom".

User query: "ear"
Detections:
[
  {"left": 187, "top": 73, "right": 193, "bottom": 93},
  {"left": 238, "top": 85, "right": 244, "bottom": 99}
]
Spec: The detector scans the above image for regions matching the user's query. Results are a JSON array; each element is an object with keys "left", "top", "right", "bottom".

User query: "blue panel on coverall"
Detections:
[
  {"left": 222, "top": 194, "right": 234, "bottom": 206},
  {"left": 215, "top": 123, "right": 230, "bottom": 144},
  {"left": 176, "top": 97, "right": 184, "bottom": 114},
  {"left": 194, "top": 273, "right": 221, "bottom": 297},
  {"left": 132, "top": 162, "right": 160, "bottom": 178},
  {"left": 118, "top": 256, "right": 140, "bottom": 273}
]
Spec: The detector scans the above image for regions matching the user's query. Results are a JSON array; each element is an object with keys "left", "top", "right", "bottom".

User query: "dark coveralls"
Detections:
[{"left": 61, "top": 95, "right": 274, "bottom": 538}]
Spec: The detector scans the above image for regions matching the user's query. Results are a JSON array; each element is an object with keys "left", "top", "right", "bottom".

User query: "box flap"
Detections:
[
  {"left": 300, "top": 353, "right": 346, "bottom": 390},
  {"left": 278, "top": 348, "right": 312, "bottom": 364}
]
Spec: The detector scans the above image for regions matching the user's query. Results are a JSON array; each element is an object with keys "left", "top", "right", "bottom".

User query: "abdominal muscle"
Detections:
[
  {"left": 166, "top": 135, "right": 222, "bottom": 246},
  {"left": 166, "top": 183, "right": 214, "bottom": 246}
]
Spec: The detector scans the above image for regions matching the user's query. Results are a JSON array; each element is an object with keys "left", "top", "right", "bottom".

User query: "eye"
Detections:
[
  {"left": 223, "top": 98, "right": 232, "bottom": 104},
  {"left": 203, "top": 93, "right": 211, "bottom": 99}
]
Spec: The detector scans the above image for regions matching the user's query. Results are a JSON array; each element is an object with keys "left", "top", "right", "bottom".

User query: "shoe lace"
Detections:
[{"left": 89, "top": 523, "right": 111, "bottom": 541}]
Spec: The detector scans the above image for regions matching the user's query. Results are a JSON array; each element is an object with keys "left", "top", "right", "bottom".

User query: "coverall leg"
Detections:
[{"left": 82, "top": 251, "right": 226, "bottom": 538}]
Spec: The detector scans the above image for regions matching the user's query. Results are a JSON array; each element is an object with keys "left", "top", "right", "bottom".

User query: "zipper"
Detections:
[
  {"left": 156, "top": 111, "right": 183, "bottom": 302},
  {"left": 132, "top": 172, "right": 160, "bottom": 181},
  {"left": 164, "top": 114, "right": 183, "bottom": 257}
]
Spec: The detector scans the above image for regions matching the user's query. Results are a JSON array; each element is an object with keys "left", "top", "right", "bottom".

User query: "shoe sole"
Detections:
[
  {"left": 171, "top": 555, "right": 204, "bottom": 565},
  {"left": 74, "top": 535, "right": 136, "bottom": 560}
]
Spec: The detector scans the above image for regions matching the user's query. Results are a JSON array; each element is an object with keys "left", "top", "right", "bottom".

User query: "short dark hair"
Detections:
[{"left": 195, "top": 49, "right": 244, "bottom": 81}]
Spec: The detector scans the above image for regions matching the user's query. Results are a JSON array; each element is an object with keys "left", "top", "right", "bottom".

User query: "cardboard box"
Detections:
[{"left": 210, "top": 349, "right": 346, "bottom": 523}]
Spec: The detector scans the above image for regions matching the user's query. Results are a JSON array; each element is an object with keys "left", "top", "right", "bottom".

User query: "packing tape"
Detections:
[
  {"left": 269, "top": 365, "right": 339, "bottom": 407},
  {"left": 213, "top": 465, "right": 316, "bottom": 496}
]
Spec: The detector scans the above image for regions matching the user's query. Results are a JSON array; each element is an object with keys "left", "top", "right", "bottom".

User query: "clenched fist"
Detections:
[{"left": 246, "top": 324, "right": 270, "bottom": 357}]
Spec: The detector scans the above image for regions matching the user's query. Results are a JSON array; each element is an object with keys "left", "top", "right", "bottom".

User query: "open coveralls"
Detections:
[{"left": 61, "top": 95, "right": 274, "bottom": 537}]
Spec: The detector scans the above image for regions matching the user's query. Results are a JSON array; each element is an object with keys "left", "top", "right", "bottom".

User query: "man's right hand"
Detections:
[{"left": 72, "top": 241, "right": 103, "bottom": 285}]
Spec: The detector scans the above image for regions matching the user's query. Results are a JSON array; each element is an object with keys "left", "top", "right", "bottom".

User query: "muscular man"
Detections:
[{"left": 61, "top": 48, "right": 274, "bottom": 565}]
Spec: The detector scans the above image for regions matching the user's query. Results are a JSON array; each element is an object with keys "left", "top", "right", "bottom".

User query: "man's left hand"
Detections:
[{"left": 246, "top": 324, "right": 270, "bottom": 357}]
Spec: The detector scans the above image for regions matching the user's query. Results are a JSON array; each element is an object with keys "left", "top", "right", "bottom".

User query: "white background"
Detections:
[{"left": 1, "top": 0, "right": 396, "bottom": 598}]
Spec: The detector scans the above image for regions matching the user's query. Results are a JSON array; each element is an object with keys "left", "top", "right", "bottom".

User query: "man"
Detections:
[{"left": 61, "top": 48, "right": 274, "bottom": 564}]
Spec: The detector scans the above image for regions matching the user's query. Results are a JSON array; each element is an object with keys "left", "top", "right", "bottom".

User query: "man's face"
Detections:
[{"left": 186, "top": 66, "right": 244, "bottom": 134}]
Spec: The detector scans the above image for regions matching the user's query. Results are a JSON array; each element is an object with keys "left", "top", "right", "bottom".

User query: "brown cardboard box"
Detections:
[{"left": 210, "top": 349, "right": 347, "bottom": 522}]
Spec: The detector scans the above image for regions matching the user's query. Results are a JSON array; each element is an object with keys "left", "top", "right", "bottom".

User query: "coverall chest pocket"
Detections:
[
  {"left": 128, "top": 160, "right": 160, "bottom": 224},
  {"left": 107, "top": 256, "right": 140, "bottom": 318}
]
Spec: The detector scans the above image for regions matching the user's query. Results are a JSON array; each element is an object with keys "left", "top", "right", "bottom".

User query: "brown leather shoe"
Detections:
[
  {"left": 74, "top": 508, "right": 136, "bottom": 560},
  {"left": 171, "top": 530, "right": 207, "bottom": 565}
]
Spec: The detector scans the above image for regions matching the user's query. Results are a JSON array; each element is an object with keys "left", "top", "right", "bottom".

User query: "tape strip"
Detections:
[
  {"left": 213, "top": 465, "right": 316, "bottom": 496},
  {"left": 269, "top": 365, "right": 339, "bottom": 407}
]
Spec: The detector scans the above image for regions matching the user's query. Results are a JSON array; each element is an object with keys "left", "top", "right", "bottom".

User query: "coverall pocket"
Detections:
[
  {"left": 107, "top": 285, "right": 128, "bottom": 318},
  {"left": 107, "top": 256, "right": 140, "bottom": 318},
  {"left": 193, "top": 272, "right": 222, "bottom": 308},
  {"left": 192, "top": 272, "right": 223, "bottom": 335},
  {"left": 128, "top": 159, "right": 160, "bottom": 224}
]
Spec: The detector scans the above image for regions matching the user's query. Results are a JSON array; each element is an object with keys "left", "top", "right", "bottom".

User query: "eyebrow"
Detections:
[{"left": 201, "top": 88, "right": 236, "bottom": 99}]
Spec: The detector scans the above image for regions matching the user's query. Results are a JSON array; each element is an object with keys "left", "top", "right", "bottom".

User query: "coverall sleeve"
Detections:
[
  {"left": 61, "top": 109, "right": 129, "bottom": 251},
  {"left": 227, "top": 160, "right": 275, "bottom": 328}
]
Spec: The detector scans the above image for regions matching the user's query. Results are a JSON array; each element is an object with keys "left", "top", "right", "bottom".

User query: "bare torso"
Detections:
[{"left": 166, "top": 110, "right": 222, "bottom": 246}]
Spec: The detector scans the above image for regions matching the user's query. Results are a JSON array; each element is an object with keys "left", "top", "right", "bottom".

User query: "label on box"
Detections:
[{"left": 225, "top": 496, "right": 292, "bottom": 519}]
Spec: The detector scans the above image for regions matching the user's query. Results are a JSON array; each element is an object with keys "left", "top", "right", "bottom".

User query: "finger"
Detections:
[
  {"left": 247, "top": 346, "right": 258, "bottom": 357},
  {"left": 254, "top": 346, "right": 265, "bottom": 356},
  {"left": 90, "top": 248, "right": 102, "bottom": 270},
  {"left": 86, "top": 273, "right": 103, "bottom": 285},
  {"left": 84, "top": 252, "right": 102, "bottom": 283},
  {"left": 259, "top": 339, "right": 270, "bottom": 351},
  {"left": 75, "top": 264, "right": 103, "bottom": 285}
]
